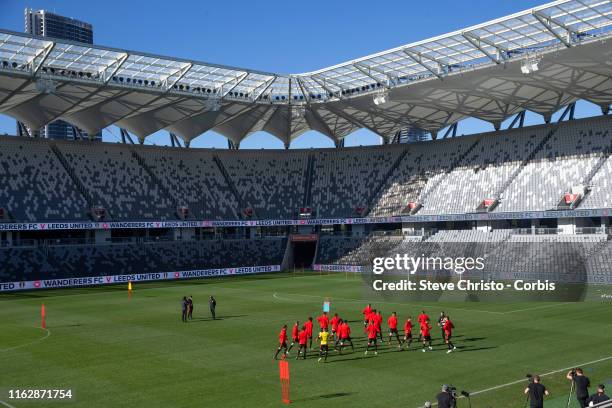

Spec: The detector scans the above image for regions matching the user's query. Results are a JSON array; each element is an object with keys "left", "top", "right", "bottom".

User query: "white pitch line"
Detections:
[
  {"left": 426, "top": 354, "right": 612, "bottom": 407},
  {"left": 502, "top": 302, "right": 572, "bottom": 314},
  {"left": 0, "top": 400, "right": 17, "bottom": 408},
  {"left": 0, "top": 328, "right": 51, "bottom": 353},
  {"left": 272, "top": 290, "right": 583, "bottom": 315},
  {"left": 272, "top": 292, "right": 506, "bottom": 315}
]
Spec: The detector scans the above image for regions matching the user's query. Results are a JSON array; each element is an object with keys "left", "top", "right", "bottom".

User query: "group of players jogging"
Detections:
[{"left": 274, "top": 304, "right": 457, "bottom": 363}]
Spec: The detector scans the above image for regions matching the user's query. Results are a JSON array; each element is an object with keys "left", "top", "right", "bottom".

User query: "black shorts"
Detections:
[
  {"left": 280, "top": 341, "right": 287, "bottom": 348},
  {"left": 368, "top": 337, "right": 377, "bottom": 344},
  {"left": 320, "top": 344, "right": 328, "bottom": 351},
  {"left": 292, "top": 337, "right": 299, "bottom": 343},
  {"left": 404, "top": 333, "right": 412, "bottom": 339},
  {"left": 423, "top": 335, "right": 431, "bottom": 341},
  {"left": 390, "top": 328, "right": 399, "bottom": 335}
]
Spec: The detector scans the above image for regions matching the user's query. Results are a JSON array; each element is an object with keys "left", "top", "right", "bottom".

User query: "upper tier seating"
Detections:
[
  {"left": 137, "top": 147, "right": 239, "bottom": 220},
  {"left": 0, "top": 116, "right": 610, "bottom": 222},
  {"left": 217, "top": 150, "right": 308, "bottom": 219},
  {"left": 310, "top": 146, "right": 404, "bottom": 218},
  {"left": 0, "top": 136, "right": 88, "bottom": 221},
  {"left": 369, "top": 136, "right": 479, "bottom": 217},
  {"left": 58, "top": 142, "right": 175, "bottom": 220}
]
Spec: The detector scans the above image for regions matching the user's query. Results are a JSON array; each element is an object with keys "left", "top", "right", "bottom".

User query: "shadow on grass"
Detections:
[
  {"left": 292, "top": 392, "right": 355, "bottom": 402},
  {"left": 188, "top": 315, "right": 247, "bottom": 322}
]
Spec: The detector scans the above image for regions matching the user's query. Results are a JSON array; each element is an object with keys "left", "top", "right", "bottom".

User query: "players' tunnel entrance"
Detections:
[
  {"left": 291, "top": 234, "right": 318, "bottom": 269},
  {"left": 293, "top": 242, "right": 316, "bottom": 268}
]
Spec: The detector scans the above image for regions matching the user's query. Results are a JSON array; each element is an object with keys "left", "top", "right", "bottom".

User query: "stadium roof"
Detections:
[{"left": 0, "top": 0, "right": 611, "bottom": 145}]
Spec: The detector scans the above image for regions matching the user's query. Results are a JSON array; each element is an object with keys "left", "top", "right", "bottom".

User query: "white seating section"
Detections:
[
  {"left": 498, "top": 117, "right": 611, "bottom": 212},
  {"left": 419, "top": 128, "right": 546, "bottom": 214},
  {"left": 369, "top": 136, "right": 478, "bottom": 216},
  {"left": 0, "top": 116, "right": 610, "bottom": 222}
]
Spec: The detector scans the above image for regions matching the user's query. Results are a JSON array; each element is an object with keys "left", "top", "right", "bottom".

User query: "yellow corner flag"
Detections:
[{"left": 128, "top": 281, "right": 133, "bottom": 291}]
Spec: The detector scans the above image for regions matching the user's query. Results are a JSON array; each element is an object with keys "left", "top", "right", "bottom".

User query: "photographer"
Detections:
[
  {"left": 588, "top": 384, "right": 609, "bottom": 406},
  {"left": 566, "top": 368, "right": 590, "bottom": 408},
  {"left": 436, "top": 384, "right": 456, "bottom": 408},
  {"left": 524, "top": 375, "right": 549, "bottom": 408}
]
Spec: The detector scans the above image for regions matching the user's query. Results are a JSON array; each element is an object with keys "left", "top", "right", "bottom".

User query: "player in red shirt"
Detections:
[
  {"left": 375, "top": 310, "right": 384, "bottom": 342},
  {"left": 287, "top": 321, "right": 299, "bottom": 354},
  {"left": 387, "top": 312, "right": 402, "bottom": 348},
  {"left": 364, "top": 321, "right": 379, "bottom": 355},
  {"left": 304, "top": 317, "right": 314, "bottom": 349},
  {"left": 443, "top": 315, "right": 456, "bottom": 353},
  {"left": 317, "top": 312, "right": 329, "bottom": 331},
  {"left": 338, "top": 320, "right": 354, "bottom": 354},
  {"left": 420, "top": 321, "right": 433, "bottom": 352},
  {"left": 403, "top": 316, "right": 414, "bottom": 349},
  {"left": 362, "top": 304, "right": 372, "bottom": 326},
  {"left": 417, "top": 310, "right": 429, "bottom": 341},
  {"left": 330, "top": 313, "right": 340, "bottom": 342},
  {"left": 296, "top": 326, "right": 308, "bottom": 360},
  {"left": 274, "top": 324, "right": 288, "bottom": 360}
]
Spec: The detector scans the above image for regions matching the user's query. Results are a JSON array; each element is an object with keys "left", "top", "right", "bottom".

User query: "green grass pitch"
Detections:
[{"left": 1, "top": 272, "right": 611, "bottom": 408}]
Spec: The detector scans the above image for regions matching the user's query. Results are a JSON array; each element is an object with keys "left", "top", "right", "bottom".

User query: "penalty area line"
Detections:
[{"left": 0, "top": 400, "right": 17, "bottom": 408}]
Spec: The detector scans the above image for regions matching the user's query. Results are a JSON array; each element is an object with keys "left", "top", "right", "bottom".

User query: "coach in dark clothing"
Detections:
[
  {"left": 209, "top": 296, "right": 216, "bottom": 319},
  {"left": 436, "top": 385, "right": 455, "bottom": 408},
  {"left": 588, "top": 384, "right": 609, "bottom": 406},
  {"left": 524, "top": 376, "right": 549, "bottom": 408},
  {"left": 567, "top": 368, "right": 590, "bottom": 408},
  {"left": 181, "top": 296, "right": 188, "bottom": 322}
]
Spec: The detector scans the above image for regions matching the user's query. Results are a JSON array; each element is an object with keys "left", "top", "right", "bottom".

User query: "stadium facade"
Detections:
[{"left": 0, "top": 0, "right": 611, "bottom": 291}]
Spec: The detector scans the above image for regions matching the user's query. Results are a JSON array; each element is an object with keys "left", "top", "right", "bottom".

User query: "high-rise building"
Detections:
[
  {"left": 392, "top": 127, "right": 429, "bottom": 144},
  {"left": 18, "top": 8, "right": 101, "bottom": 141}
]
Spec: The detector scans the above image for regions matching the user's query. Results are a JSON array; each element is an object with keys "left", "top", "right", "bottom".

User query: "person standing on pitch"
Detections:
[
  {"left": 387, "top": 312, "right": 402, "bottom": 349},
  {"left": 209, "top": 296, "right": 216, "bottom": 319},
  {"left": 403, "top": 316, "right": 414, "bottom": 349},
  {"left": 437, "top": 311, "right": 446, "bottom": 340},
  {"left": 304, "top": 317, "right": 314, "bottom": 349},
  {"left": 287, "top": 321, "right": 300, "bottom": 354},
  {"left": 181, "top": 296, "right": 188, "bottom": 322},
  {"left": 443, "top": 315, "right": 456, "bottom": 353},
  {"left": 317, "top": 327, "right": 330, "bottom": 363},
  {"left": 338, "top": 320, "right": 354, "bottom": 354},
  {"left": 566, "top": 368, "right": 590, "bottom": 408},
  {"left": 274, "top": 324, "right": 289, "bottom": 360},
  {"left": 296, "top": 326, "right": 308, "bottom": 360},
  {"left": 364, "top": 320, "right": 379, "bottom": 356},
  {"left": 417, "top": 310, "right": 429, "bottom": 342},
  {"left": 524, "top": 375, "right": 549, "bottom": 408},
  {"left": 187, "top": 296, "right": 194, "bottom": 320}
]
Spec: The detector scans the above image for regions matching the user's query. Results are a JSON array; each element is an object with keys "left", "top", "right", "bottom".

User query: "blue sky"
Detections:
[{"left": 0, "top": 0, "right": 604, "bottom": 149}]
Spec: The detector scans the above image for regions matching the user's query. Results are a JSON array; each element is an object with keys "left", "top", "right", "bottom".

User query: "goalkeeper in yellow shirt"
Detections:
[{"left": 317, "top": 328, "right": 330, "bottom": 363}]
